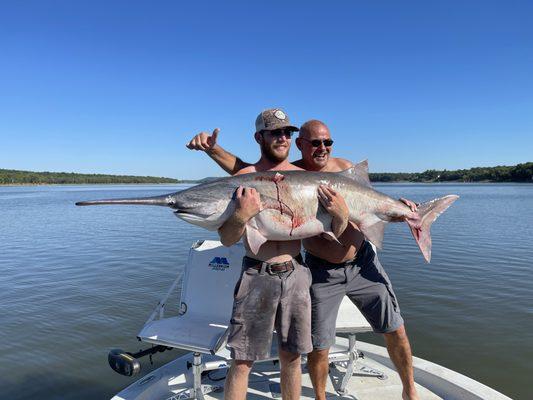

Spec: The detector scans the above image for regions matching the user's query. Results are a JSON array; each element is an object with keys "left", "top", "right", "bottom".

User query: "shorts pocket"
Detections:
[{"left": 233, "top": 272, "right": 253, "bottom": 302}]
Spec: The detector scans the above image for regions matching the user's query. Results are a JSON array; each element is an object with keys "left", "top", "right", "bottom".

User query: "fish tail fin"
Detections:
[{"left": 406, "top": 195, "right": 459, "bottom": 263}]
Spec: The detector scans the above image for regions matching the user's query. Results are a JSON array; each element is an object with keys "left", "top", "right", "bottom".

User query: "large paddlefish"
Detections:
[{"left": 76, "top": 161, "right": 458, "bottom": 262}]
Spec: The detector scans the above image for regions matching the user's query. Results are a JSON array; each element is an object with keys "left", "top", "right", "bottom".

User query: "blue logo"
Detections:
[{"left": 209, "top": 257, "right": 230, "bottom": 271}]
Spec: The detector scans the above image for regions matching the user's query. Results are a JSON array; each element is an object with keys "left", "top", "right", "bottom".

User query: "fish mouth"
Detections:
[{"left": 173, "top": 209, "right": 223, "bottom": 231}]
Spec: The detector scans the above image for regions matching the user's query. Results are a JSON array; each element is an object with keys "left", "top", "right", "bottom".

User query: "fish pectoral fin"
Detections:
[
  {"left": 339, "top": 160, "right": 372, "bottom": 188},
  {"left": 315, "top": 207, "right": 342, "bottom": 244},
  {"left": 320, "top": 231, "right": 342, "bottom": 245},
  {"left": 357, "top": 216, "right": 386, "bottom": 249},
  {"left": 245, "top": 225, "right": 268, "bottom": 255}
]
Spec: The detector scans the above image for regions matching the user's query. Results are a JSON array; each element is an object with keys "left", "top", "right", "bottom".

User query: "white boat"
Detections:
[{"left": 109, "top": 240, "right": 511, "bottom": 400}]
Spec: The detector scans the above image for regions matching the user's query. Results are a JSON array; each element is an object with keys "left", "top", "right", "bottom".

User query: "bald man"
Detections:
[{"left": 186, "top": 120, "right": 420, "bottom": 400}]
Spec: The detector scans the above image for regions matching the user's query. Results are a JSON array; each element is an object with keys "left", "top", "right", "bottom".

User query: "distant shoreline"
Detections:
[
  {"left": 1, "top": 162, "right": 531, "bottom": 185},
  {"left": 2, "top": 180, "right": 532, "bottom": 187},
  {"left": 0, "top": 182, "right": 196, "bottom": 187}
]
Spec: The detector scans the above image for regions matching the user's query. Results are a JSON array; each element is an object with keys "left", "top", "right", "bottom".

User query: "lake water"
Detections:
[{"left": 1, "top": 183, "right": 531, "bottom": 400}]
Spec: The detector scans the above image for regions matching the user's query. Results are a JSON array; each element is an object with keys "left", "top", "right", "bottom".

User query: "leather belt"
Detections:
[{"left": 243, "top": 254, "right": 302, "bottom": 275}]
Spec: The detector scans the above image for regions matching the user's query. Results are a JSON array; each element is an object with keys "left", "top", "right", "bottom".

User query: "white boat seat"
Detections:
[
  {"left": 138, "top": 240, "right": 373, "bottom": 357},
  {"left": 137, "top": 240, "right": 245, "bottom": 354}
]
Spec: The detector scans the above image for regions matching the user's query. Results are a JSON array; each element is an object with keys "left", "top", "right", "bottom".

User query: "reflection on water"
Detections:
[{"left": 0, "top": 183, "right": 531, "bottom": 399}]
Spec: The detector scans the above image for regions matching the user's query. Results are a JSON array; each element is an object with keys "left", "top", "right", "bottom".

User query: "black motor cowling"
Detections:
[{"left": 108, "top": 345, "right": 171, "bottom": 376}]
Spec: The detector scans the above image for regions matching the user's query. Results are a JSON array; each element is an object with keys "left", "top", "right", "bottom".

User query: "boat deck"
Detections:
[
  {"left": 199, "top": 355, "right": 442, "bottom": 400},
  {"left": 113, "top": 241, "right": 511, "bottom": 400},
  {"left": 114, "top": 339, "right": 511, "bottom": 400}
]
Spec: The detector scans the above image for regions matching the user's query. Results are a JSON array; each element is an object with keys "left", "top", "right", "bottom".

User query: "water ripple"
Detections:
[{"left": 1, "top": 183, "right": 531, "bottom": 399}]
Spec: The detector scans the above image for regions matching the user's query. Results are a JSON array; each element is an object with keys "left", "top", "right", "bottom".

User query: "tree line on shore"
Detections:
[
  {"left": 0, "top": 169, "right": 180, "bottom": 185},
  {"left": 1, "top": 162, "right": 531, "bottom": 184},
  {"left": 369, "top": 162, "right": 532, "bottom": 183}
]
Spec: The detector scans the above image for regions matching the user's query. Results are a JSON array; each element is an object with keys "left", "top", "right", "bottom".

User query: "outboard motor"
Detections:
[{"left": 108, "top": 345, "right": 171, "bottom": 376}]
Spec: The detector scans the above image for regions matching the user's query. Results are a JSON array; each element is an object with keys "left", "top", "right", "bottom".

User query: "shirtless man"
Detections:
[
  {"left": 187, "top": 118, "right": 420, "bottom": 400},
  {"left": 214, "top": 110, "right": 349, "bottom": 400}
]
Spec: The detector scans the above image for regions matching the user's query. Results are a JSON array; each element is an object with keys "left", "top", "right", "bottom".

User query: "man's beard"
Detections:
[
  {"left": 312, "top": 150, "right": 329, "bottom": 166},
  {"left": 261, "top": 142, "right": 289, "bottom": 163}
]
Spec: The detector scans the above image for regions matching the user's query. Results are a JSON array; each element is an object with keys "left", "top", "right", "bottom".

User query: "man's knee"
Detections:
[
  {"left": 279, "top": 349, "right": 301, "bottom": 365},
  {"left": 383, "top": 324, "right": 408, "bottom": 341},
  {"left": 232, "top": 359, "right": 254, "bottom": 374},
  {"left": 308, "top": 348, "right": 329, "bottom": 364}
]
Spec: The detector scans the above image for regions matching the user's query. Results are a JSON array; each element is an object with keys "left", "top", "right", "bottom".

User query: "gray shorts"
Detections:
[
  {"left": 227, "top": 256, "right": 313, "bottom": 361},
  {"left": 306, "top": 241, "right": 404, "bottom": 350}
]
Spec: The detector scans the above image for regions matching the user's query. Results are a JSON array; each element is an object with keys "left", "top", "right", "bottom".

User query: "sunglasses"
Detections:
[
  {"left": 301, "top": 138, "right": 334, "bottom": 147},
  {"left": 262, "top": 129, "right": 294, "bottom": 139}
]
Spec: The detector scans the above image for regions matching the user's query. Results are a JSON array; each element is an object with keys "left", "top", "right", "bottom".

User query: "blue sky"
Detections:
[{"left": 1, "top": 1, "right": 531, "bottom": 180}]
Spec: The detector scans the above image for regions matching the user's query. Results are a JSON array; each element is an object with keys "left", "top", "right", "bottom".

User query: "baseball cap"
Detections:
[{"left": 255, "top": 108, "right": 299, "bottom": 133}]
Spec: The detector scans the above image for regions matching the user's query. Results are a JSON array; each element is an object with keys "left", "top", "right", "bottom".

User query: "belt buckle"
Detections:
[
  {"left": 266, "top": 261, "right": 293, "bottom": 275},
  {"left": 265, "top": 263, "right": 280, "bottom": 275}
]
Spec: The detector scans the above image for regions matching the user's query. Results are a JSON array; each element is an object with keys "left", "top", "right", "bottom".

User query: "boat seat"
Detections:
[
  {"left": 138, "top": 240, "right": 373, "bottom": 356},
  {"left": 138, "top": 240, "right": 243, "bottom": 354}
]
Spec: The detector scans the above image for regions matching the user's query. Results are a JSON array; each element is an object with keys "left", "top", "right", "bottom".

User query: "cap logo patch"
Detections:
[{"left": 274, "top": 110, "right": 286, "bottom": 120}]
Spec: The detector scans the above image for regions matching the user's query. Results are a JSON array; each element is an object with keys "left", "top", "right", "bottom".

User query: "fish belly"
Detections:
[{"left": 253, "top": 210, "right": 329, "bottom": 241}]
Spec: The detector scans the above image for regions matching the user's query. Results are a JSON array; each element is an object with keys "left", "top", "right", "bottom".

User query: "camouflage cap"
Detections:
[{"left": 255, "top": 108, "right": 299, "bottom": 133}]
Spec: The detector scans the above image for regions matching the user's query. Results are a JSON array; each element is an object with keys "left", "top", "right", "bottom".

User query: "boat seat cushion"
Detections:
[{"left": 138, "top": 313, "right": 229, "bottom": 354}]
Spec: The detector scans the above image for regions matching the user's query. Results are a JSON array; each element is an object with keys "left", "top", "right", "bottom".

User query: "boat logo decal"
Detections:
[{"left": 209, "top": 257, "right": 230, "bottom": 271}]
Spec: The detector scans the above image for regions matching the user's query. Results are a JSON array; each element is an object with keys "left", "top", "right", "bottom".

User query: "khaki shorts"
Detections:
[
  {"left": 307, "top": 241, "right": 404, "bottom": 350},
  {"left": 226, "top": 256, "right": 313, "bottom": 361}
]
